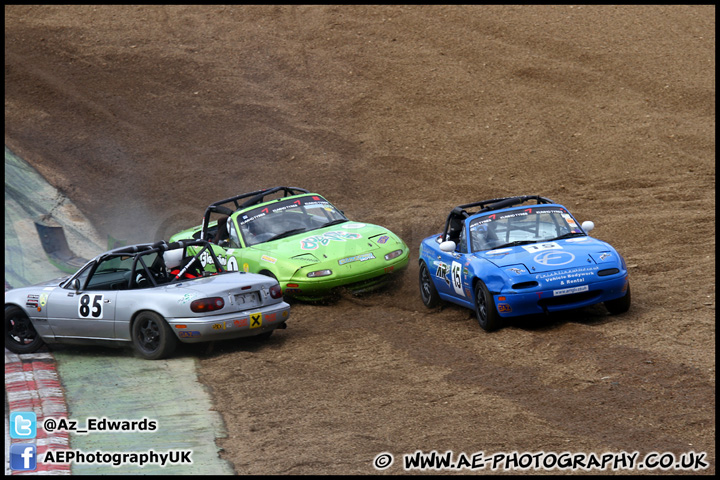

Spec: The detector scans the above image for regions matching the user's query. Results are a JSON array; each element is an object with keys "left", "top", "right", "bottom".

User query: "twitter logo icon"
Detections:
[{"left": 10, "top": 412, "right": 37, "bottom": 439}]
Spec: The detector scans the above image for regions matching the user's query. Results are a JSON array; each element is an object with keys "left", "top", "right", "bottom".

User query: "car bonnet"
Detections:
[
  {"left": 247, "top": 222, "right": 402, "bottom": 262},
  {"left": 476, "top": 237, "right": 618, "bottom": 273}
]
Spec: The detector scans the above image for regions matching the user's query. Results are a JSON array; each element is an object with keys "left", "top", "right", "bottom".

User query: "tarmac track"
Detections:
[{"left": 4, "top": 147, "right": 233, "bottom": 474}]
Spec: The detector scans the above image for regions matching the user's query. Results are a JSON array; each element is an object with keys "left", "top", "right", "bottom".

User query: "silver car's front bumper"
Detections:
[{"left": 166, "top": 301, "right": 290, "bottom": 343}]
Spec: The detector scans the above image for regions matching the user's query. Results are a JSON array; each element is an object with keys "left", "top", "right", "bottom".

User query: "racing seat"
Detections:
[
  {"left": 178, "top": 257, "right": 205, "bottom": 277},
  {"left": 446, "top": 216, "right": 464, "bottom": 244}
]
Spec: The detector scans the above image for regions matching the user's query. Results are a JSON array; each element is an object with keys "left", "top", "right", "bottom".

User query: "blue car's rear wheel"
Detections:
[
  {"left": 5, "top": 305, "right": 45, "bottom": 354},
  {"left": 132, "top": 311, "right": 177, "bottom": 360},
  {"left": 474, "top": 281, "right": 502, "bottom": 331},
  {"left": 419, "top": 261, "right": 441, "bottom": 308}
]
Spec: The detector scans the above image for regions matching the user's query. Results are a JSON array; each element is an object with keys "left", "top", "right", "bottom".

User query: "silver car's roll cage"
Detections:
[{"left": 63, "top": 239, "right": 226, "bottom": 291}]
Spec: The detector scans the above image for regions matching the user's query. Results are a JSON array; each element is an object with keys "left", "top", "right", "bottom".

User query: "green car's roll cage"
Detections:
[{"left": 198, "top": 186, "right": 310, "bottom": 242}]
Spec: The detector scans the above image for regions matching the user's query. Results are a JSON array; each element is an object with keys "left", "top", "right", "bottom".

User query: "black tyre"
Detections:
[
  {"left": 419, "top": 261, "right": 441, "bottom": 308},
  {"left": 251, "top": 330, "right": 274, "bottom": 341},
  {"left": 260, "top": 270, "right": 277, "bottom": 281},
  {"left": 605, "top": 284, "right": 631, "bottom": 315},
  {"left": 5, "top": 305, "right": 45, "bottom": 354},
  {"left": 474, "top": 280, "right": 502, "bottom": 331},
  {"left": 132, "top": 311, "right": 177, "bottom": 360}
]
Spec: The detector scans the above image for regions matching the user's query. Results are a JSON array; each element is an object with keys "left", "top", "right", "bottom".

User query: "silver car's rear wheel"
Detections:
[
  {"left": 132, "top": 311, "right": 177, "bottom": 360},
  {"left": 251, "top": 330, "right": 273, "bottom": 341},
  {"left": 5, "top": 305, "right": 45, "bottom": 354}
]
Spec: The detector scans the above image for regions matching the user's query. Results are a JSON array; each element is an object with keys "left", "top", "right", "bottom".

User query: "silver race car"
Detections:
[{"left": 5, "top": 239, "right": 291, "bottom": 359}]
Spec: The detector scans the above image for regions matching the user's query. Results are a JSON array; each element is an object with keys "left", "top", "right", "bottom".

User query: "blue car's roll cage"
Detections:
[{"left": 442, "top": 195, "right": 555, "bottom": 243}]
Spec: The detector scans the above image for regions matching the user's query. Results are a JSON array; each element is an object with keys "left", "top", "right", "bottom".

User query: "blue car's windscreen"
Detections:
[
  {"left": 468, "top": 206, "right": 585, "bottom": 252},
  {"left": 236, "top": 195, "right": 347, "bottom": 247}
]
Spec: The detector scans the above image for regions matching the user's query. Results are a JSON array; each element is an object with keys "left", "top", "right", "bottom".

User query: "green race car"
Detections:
[{"left": 170, "top": 187, "right": 409, "bottom": 301}]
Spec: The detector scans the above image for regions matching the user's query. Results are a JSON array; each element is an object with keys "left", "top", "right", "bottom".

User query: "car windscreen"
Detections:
[
  {"left": 237, "top": 195, "right": 347, "bottom": 247},
  {"left": 85, "top": 254, "right": 136, "bottom": 290},
  {"left": 468, "top": 206, "right": 585, "bottom": 252}
]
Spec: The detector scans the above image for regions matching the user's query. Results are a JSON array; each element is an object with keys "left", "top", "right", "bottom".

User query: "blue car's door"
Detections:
[{"left": 434, "top": 224, "right": 474, "bottom": 308}]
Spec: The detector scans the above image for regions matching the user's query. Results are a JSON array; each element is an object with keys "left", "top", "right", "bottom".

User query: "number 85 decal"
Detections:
[{"left": 78, "top": 294, "right": 104, "bottom": 319}]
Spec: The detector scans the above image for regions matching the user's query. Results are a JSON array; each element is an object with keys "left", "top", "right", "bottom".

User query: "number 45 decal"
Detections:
[
  {"left": 451, "top": 261, "right": 464, "bottom": 297},
  {"left": 78, "top": 294, "right": 104, "bottom": 319}
]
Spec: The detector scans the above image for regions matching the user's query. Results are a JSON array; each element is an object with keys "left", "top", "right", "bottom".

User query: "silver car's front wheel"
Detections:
[{"left": 132, "top": 311, "right": 177, "bottom": 360}]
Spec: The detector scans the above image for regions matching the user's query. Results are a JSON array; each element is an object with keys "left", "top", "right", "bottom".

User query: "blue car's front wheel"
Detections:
[
  {"left": 604, "top": 283, "right": 631, "bottom": 315},
  {"left": 474, "top": 281, "right": 502, "bottom": 332},
  {"left": 419, "top": 261, "right": 441, "bottom": 308}
]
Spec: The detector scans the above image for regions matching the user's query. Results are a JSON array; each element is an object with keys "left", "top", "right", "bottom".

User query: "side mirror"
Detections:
[
  {"left": 581, "top": 220, "right": 595, "bottom": 234},
  {"left": 72, "top": 278, "right": 81, "bottom": 293},
  {"left": 439, "top": 240, "right": 456, "bottom": 252}
]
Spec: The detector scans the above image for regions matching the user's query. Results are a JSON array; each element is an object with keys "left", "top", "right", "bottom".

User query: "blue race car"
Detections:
[{"left": 418, "top": 196, "right": 631, "bottom": 331}]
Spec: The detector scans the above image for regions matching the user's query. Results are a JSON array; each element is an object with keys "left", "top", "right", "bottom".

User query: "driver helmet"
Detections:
[
  {"left": 247, "top": 219, "right": 261, "bottom": 235},
  {"left": 163, "top": 249, "right": 184, "bottom": 270}
]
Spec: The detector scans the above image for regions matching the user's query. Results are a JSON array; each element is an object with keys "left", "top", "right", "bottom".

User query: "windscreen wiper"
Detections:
[
  {"left": 491, "top": 240, "right": 538, "bottom": 250},
  {"left": 547, "top": 232, "right": 586, "bottom": 241},
  {"left": 320, "top": 219, "right": 348, "bottom": 228},
  {"left": 266, "top": 228, "right": 308, "bottom": 242}
]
